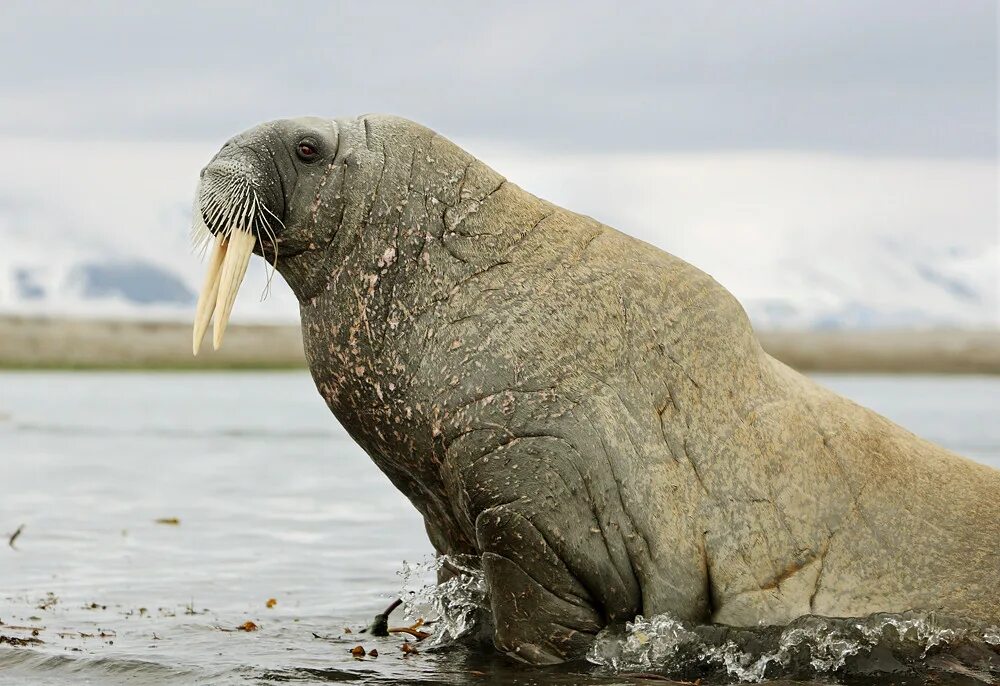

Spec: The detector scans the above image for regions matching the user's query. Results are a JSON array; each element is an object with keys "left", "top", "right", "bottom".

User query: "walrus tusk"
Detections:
[
  {"left": 212, "top": 227, "right": 256, "bottom": 351},
  {"left": 192, "top": 234, "right": 228, "bottom": 355}
]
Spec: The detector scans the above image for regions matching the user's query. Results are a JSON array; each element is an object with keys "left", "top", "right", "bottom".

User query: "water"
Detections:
[{"left": 1, "top": 372, "right": 997, "bottom": 685}]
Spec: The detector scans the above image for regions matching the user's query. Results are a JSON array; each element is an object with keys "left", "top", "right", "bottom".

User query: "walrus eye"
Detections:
[{"left": 296, "top": 141, "right": 319, "bottom": 161}]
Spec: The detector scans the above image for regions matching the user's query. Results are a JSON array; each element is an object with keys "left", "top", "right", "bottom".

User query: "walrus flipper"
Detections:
[
  {"left": 477, "top": 504, "right": 602, "bottom": 663},
  {"left": 455, "top": 433, "right": 643, "bottom": 662}
]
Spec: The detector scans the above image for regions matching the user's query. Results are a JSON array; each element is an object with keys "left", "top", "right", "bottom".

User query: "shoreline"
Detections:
[{"left": 1, "top": 315, "right": 998, "bottom": 374}]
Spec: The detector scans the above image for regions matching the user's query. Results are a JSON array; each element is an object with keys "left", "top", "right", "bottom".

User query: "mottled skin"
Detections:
[{"left": 199, "top": 115, "right": 1000, "bottom": 664}]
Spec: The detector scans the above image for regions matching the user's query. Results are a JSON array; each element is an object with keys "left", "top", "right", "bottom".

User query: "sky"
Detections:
[
  {"left": 1, "top": 1, "right": 997, "bottom": 327},
  {"left": 3, "top": 0, "right": 996, "bottom": 157}
]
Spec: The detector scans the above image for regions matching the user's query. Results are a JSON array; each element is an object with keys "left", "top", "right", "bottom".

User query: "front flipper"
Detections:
[
  {"left": 446, "top": 429, "right": 643, "bottom": 664},
  {"left": 476, "top": 502, "right": 603, "bottom": 663}
]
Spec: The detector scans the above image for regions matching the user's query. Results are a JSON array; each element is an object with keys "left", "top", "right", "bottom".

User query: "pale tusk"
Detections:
[
  {"left": 193, "top": 234, "right": 228, "bottom": 356},
  {"left": 212, "top": 228, "right": 256, "bottom": 351}
]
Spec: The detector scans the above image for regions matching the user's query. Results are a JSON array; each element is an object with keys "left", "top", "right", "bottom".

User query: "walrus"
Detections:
[{"left": 190, "top": 115, "right": 1000, "bottom": 665}]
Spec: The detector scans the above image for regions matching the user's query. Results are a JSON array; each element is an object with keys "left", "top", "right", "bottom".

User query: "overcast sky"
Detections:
[{"left": 2, "top": 0, "right": 996, "bottom": 157}]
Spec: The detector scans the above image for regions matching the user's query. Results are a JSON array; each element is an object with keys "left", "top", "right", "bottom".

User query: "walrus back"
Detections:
[
  {"left": 776, "top": 361, "right": 1000, "bottom": 623},
  {"left": 527, "top": 208, "right": 1000, "bottom": 625}
]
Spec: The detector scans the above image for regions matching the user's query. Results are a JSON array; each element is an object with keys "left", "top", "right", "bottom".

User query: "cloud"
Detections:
[{"left": 1, "top": 0, "right": 995, "bottom": 156}]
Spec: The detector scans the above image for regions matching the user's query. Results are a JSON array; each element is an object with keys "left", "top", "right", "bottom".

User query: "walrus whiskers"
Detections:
[
  {"left": 256, "top": 195, "right": 283, "bottom": 300},
  {"left": 189, "top": 204, "right": 211, "bottom": 259}
]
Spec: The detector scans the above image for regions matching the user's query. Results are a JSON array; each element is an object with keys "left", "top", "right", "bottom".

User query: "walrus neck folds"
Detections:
[{"left": 274, "top": 118, "right": 568, "bottom": 553}]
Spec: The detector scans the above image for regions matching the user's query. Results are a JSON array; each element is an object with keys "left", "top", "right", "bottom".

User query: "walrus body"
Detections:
[{"left": 192, "top": 115, "right": 1000, "bottom": 664}]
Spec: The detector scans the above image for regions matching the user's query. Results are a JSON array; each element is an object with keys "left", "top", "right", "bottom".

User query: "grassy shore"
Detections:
[{"left": 1, "top": 315, "right": 998, "bottom": 374}]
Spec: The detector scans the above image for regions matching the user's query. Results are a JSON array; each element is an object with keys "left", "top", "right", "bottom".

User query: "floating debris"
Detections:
[
  {"left": 8, "top": 524, "right": 24, "bottom": 549},
  {"left": 216, "top": 621, "right": 258, "bottom": 633},
  {"left": 0, "top": 622, "right": 45, "bottom": 633},
  {"left": 0, "top": 635, "right": 43, "bottom": 647},
  {"left": 36, "top": 592, "right": 58, "bottom": 610},
  {"left": 401, "top": 640, "right": 419, "bottom": 656},
  {"left": 265, "top": 598, "right": 277, "bottom": 609},
  {"left": 154, "top": 518, "right": 180, "bottom": 525},
  {"left": 389, "top": 617, "right": 431, "bottom": 641},
  {"left": 349, "top": 645, "right": 366, "bottom": 658},
  {"left": 55, "top": 630, "right": 115, "bottom": 640},
  {"left": 367, "top": 648, "right": 378, "bottom": 657},
  {"left": 183, "top": 600, "right": 207, "bottom": 615}
]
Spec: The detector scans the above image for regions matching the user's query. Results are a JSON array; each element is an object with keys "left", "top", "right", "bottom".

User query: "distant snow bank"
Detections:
[{"left": 1, "top": 136, "right": 996, "bottom": 329}]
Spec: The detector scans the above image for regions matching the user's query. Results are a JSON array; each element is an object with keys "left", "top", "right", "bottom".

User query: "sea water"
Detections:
[{"left": 1, "top": 372, "right": 997, "bottom": 685}]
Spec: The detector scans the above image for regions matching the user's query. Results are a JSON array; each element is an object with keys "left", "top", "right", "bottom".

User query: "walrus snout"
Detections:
[
  {"left": 198, "top": 143, "right": 285, "bottom": 237},
  {"left": 191, "top": 144, "right": 284, "bottom": 355}
]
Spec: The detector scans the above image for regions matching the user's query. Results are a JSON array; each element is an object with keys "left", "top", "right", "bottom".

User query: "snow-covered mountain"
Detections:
[
  {"left": 1, "top": 136, "right": 996, "bottom": 329},
  {"left": 0, "top": 137, "right": 299, "bottom": 322}
]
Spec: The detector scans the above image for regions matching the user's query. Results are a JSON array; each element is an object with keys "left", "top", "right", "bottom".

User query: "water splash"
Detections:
[
  {"left": 397, "top": 555, "right": 489, "bottom": 646},
  {"left": 587, "top": 611, "right": 1000, "bottom": 683},
  {"left": 394, "top": 559, "right": 1000, "bottom": 682}
]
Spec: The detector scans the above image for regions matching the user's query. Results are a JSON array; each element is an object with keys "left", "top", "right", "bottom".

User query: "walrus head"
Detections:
[{"left": 191, "top": 117, "right": 341, "bottom": 353}]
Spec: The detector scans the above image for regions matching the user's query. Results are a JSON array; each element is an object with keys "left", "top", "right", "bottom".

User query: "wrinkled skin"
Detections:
[{"left": 197, "top": 115, "right": 1000, "bottom": 665}]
